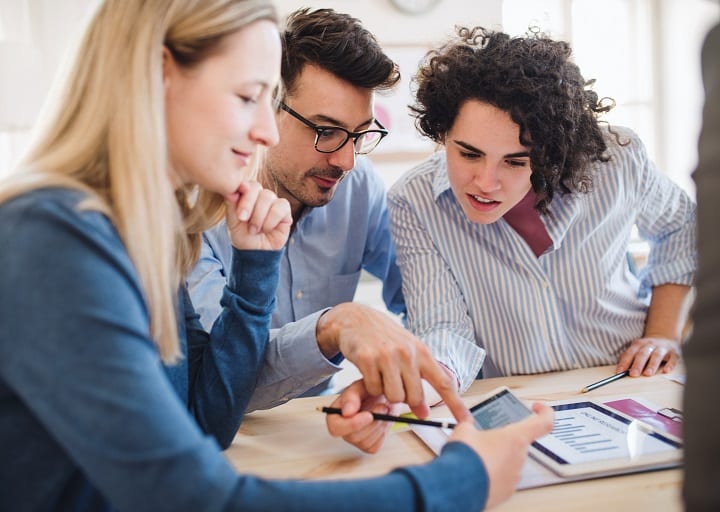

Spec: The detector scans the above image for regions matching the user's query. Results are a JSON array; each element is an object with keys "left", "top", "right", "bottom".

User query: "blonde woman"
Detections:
[{"left": 0, "top": 1, "right": 552, "bottom": 511}]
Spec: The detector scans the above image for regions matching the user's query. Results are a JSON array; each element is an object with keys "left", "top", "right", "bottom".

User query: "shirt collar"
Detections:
[{"left": 431, "top": 152, "right": 454, "bottom": 202}]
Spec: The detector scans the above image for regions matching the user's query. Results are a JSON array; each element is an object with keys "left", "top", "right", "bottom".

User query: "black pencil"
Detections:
[
  {"left": 580, "top": 370, "right": 630, "bottom": 393},
  {"left": 318, "top": 406, "right": 457, "bottom": 429}
]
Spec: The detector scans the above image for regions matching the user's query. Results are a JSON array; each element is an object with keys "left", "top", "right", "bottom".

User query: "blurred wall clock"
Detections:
[{"left": 389, "top": 0, "right": 441, "bottom": 15}]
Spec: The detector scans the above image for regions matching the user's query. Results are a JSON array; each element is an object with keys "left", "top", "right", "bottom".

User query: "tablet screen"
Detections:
[
  {"left": 532, "top": 401, "right": 682, "bottom": 466},
  {"left": 470, "top": 388, "right": 531, "bottom": 429}
]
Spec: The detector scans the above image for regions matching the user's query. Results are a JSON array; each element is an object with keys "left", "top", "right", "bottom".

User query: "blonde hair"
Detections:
[{"left": 0, "top": 0, "right": 277, "bottom": 362}]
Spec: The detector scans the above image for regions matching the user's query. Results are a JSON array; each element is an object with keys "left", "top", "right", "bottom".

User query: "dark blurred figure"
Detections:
[{"left": 683, "top": 21, "right": 720, "bottom": 511}]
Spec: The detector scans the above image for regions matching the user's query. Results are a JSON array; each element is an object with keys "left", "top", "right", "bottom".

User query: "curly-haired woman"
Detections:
[{"left": 388, "top": 26, "right": 696, "bottom": 392}]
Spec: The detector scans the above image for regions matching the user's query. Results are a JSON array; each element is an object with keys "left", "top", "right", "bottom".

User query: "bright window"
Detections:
[
  {"left": 503, "top": 0, "right": 719, "bottom": 195},
  {"left": 502, "top": 0, "right": 656, "bottom": 164}
]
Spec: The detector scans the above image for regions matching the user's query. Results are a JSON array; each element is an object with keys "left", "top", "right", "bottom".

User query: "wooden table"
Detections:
[{"left": 225, "top": 365, "right": 684, "bottom": 511}]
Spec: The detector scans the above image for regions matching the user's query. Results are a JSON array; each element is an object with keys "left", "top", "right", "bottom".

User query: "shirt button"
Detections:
[
  {"left": 296, "top": 290, "right": 304, "bottom": 299},
  {"left": 290, "top": 237, "right": 295, "bottom": 245}
]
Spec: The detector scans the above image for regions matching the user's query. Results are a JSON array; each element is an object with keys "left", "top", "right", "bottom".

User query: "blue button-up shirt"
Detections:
[{"left": 188, "top": 157, "right": 405, "bottom": 409}]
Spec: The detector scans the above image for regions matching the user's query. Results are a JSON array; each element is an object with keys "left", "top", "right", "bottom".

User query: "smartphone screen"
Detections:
[{"left": 470, "top": 388, "right": 531, "bottom": 429}]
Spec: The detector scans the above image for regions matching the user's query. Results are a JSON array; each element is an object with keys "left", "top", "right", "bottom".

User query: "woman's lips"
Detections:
[
  {"left": 231, "top": 149, "right": 250, "bottom": 167},
  {"left": 467, "top": 193, "right": 500, "bottom": 212}
]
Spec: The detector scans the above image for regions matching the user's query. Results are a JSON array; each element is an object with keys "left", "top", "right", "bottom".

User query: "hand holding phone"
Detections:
[
  {"left": 470, "top": 386, "right": 532, "bottom": 429},
  {"left": 449, "top": 396, "right": 554, "bottom": 508}
]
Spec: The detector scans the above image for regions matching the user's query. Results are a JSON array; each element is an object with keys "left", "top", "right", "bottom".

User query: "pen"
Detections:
[
  {"left": 318, "top": 406, "right": 457, "bottom": 429},
  {"left": 580, "top": 370, "right": 630, "bottom": 393}
]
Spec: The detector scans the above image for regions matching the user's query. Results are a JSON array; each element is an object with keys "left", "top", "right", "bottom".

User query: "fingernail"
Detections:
[{"left": 238, "top": 210, "right": 249, "bottom": 221}]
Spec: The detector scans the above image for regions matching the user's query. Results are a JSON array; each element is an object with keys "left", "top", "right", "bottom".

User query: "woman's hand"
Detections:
[
  {"left": 616, "top": 337, "right": 682, "bottom": 377},
  {"left": 449, "top": 403, "right": 554, "bottom": 509},
  {"left": 225, "top": 180, "right": 292, "bottom": 251}
]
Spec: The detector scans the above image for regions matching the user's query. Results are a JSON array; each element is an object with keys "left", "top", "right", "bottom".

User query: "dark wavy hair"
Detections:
[
  {"left": 411, "top": 26, "right": 616, "bottom": 213},
  {"left": 280, "top": 7, "right": 400, "bottom": 95}
]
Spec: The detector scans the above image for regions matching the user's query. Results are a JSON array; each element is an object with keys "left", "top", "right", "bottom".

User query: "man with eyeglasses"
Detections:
[
  {"left": 276, "top": 101, "right": 388, "bottom": 156},
  {"left": 188, "top": 8, "right": 455, "bottom": 429}
]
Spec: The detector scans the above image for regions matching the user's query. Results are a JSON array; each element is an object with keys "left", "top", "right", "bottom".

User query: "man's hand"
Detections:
[
  {"left": 324, "top": 380, "right": 395, "bottom": 454},
  {"left": 316, "top": 303, "right": 471, "bottom": 423}
]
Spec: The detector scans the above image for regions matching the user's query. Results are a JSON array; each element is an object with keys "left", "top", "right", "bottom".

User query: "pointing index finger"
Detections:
[{"left": 420, "top": 358, "right": 472, "bottom": 422}]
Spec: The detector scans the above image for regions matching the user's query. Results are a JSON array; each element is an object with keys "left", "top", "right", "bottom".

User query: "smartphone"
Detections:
[{"left": 470, "top": 386, "right": 532, "bottom": 429}]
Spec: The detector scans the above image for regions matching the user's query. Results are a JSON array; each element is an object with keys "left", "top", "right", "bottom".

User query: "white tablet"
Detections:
[
  {"left": 468, "top": 387, "right": 683, "bottom": 479},
  {"left": 529, "top": 399, "right": 682, "bottom": 478}
]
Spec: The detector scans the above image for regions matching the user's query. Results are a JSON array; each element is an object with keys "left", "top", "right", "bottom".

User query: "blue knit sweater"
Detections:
[{"left": 0, "top": 188, "right": 488, "bottom": 511}]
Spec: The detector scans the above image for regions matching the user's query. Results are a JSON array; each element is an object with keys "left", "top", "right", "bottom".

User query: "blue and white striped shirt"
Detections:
[{"left": 388, "top": 127, "right": 696, "bottom": 391}]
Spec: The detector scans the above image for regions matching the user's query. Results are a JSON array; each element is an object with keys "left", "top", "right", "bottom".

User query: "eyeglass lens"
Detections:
[{"left": 316, "top": 127, "right": 383, "bottom": 154}]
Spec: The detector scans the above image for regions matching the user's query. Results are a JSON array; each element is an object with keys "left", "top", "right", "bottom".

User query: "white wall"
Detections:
[
  {"left": 273, "top": 0, "right": 502, "bottom": 46},
  {"left": 0, "top": 0, "right": 100, "bottom": 175},
  {"left": 0, "top": 0, "right": 502, "bottom": 179},
  {"left": 1, "top": 0, "right": 716, "bottom": 194},
  {"left": 656, "top": 0, "right": 719, "bottom": 193}
]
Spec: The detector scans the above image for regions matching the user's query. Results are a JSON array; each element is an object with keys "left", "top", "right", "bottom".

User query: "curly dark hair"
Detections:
[
  {"left": 280, "top": 8, "right": 401, "bottom": 96},
  {"left": 411, "top": 26, "right": 615, "bottom": 213}
]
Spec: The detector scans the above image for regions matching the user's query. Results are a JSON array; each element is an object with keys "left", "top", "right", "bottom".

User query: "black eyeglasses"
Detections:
[{"left": 279, "top": 101, "right": 388, "bottom": 155}]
